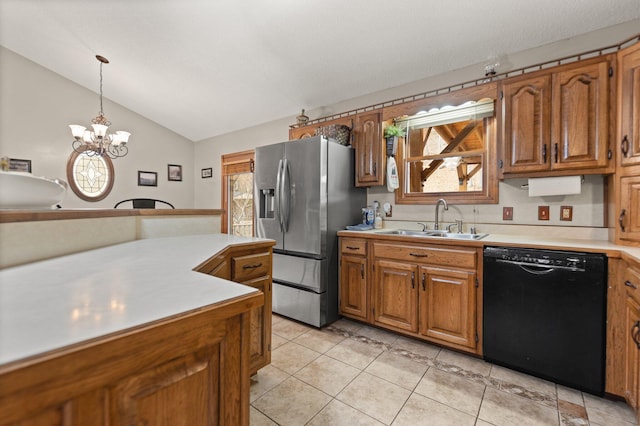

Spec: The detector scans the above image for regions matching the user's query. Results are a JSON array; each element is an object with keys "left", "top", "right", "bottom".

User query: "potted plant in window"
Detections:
[{"left": 383, "top": 124, "right": 405, "bottom": 156}]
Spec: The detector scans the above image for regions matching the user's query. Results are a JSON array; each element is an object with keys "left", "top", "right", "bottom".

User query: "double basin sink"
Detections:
[{"left": 376, "top": 229, "right": 488, "bottom": 240}]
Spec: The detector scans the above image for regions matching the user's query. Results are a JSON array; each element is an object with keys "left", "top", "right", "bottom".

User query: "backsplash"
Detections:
[{"left": 367, "top": 174, "right": 606, "bottom": 238}]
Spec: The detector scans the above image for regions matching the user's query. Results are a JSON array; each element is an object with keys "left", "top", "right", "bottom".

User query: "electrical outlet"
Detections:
[
  {"left": 503, "top": 207, "right": 513, "bottom": 221},
  {"left": 560, "top": 206, "right": 573, "bottom": 221},
  {"left": 538, "top": 206, "right": 549, "bottom": 221}
]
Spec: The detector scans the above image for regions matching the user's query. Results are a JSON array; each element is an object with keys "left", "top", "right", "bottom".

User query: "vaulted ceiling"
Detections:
[{"left": 1, "top": 0, "right": 639, "bottom": 142}]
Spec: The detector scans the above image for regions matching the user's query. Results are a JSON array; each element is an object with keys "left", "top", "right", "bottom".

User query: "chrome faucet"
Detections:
[{"left": 434, "top": 198, "right": 448, "bottom": 230}]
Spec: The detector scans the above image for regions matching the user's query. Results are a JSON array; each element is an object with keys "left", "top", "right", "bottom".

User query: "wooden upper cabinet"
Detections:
[
  {"left": 354, "top": 111, "right": 384, "bottom": 186},
  {"left": 552, "top": 60, "right": 611, "bottom": 171},
  {"left": 618, "top": 176, "right": 640, "bottom": 243},
  {"left": 502, "top": 74, "right": 552, "bottom": 173},
  {"left": 618, "top": 42, "right": 640, "bottom": 168},
  {"left": 501, "top": 56, "right": 614, "bottom": 176}
]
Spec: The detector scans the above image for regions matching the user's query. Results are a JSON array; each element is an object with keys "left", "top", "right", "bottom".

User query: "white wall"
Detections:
[
  {"left": 0, "top": 47, "right": 195, "bottom": 209},
  {"left": 194, "top": 20, "right": 640, "bottom": 233}
]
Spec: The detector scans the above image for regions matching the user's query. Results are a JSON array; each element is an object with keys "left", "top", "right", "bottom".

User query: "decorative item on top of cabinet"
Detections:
[
  {"left": 371, "top": 240, "right": 480, "bottom": 353},
  {"left": 501, "top": 55, "right": 614, "bottom": 177},
  {"left": 339, "top": 237, "right": 369, "bottom": 321},
  {"left": 354, "top": 111, "right": 384, "bottom": 186},
  {"left": 289, "top": 116, "right": 353, "bottom": 141}
]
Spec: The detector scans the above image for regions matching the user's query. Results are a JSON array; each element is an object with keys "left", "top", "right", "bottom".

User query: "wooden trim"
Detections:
[
  {"left": 0, "top": 209, "right": 223, "bottom": 223},
  {"left": 221, "top": 150, "right": 255, "bottom": 234}
]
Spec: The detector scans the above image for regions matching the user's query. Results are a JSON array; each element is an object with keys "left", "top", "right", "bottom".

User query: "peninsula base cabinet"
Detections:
[
  {"left": 196, "top": 241, "right": 274, "bottom": 376},
  {"left": 339, "top": 237, "right": 481, "bottom": 355},
  {"left": 0, "top": 292, "right": 263, "bottom": 426}
]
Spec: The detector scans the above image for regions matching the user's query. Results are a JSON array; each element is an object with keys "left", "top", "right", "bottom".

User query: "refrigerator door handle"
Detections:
[
  {"left": 282, "top": 158, "right": 291, "bottom": 232},
  {"left": 275, "top": 159, "right": 284, "bottom": 232}
]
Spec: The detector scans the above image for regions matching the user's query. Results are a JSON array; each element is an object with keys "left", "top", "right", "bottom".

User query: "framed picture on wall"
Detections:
[
  {"left": 168, "top": 164, "right": 182, "bottom": 181},
  {"left": 138, "top": 171, "right": 158, "bottom": 187},
  {"left": 9, "top": 158, "right": 32, "bottom": 173},
  {"left": 201, "top": 167, "right": 212, "bottom": 178}
]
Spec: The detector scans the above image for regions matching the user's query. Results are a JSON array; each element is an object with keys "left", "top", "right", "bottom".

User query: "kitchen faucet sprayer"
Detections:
[{"left": 434, "top": 198, "right": 448, "bottom": 230}]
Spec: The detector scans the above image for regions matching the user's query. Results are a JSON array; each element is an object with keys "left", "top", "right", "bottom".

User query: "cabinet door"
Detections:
[
  {"left": 501, "top": 74, "right": 552, "bottom": 173},
  {"left": 625, "top": 295, "right": 640, "bottom": 413},
  {"left": 552, "top": 60, "right": 611, "bottom": 170},
  {"left": 354, "top": 111, "right": 384, "bottom": 186},
  {"left": 419, "top": 266, "right": 477, "bottom": 349},
  {"left": 618, "top": 42, "right": 640, "bottom": 167},
  {"left": 243, "top": 276, "right": 271, "bottom": 375},
  {"left": 619, "top": 176, "right": 640, "bottom": 243},
  {"left": 373, "top": 259, "right": 418, "bottom": 332},
  {"left": 339, "top": 254, "right": 368, "bottom": 320}
]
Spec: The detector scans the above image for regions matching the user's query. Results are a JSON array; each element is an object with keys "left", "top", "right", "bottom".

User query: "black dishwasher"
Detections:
[{"left": 483, "top": 246, "right": 607, "bottom": 395}]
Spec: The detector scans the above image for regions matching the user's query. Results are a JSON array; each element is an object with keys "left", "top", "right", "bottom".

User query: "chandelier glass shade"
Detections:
[{"left": 69, "top": 55, "right": 130, "bottom": 159}]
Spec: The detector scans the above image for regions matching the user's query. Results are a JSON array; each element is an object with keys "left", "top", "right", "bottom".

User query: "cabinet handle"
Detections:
[
  {"left": 242, "top": 263, "right": 263, "bottom": 270},
  {"left": 361, "top": 264, "right": 365, "bottom": 279},
  {"left": 411, "top": 272, "right": 415, "bottom": 289},
  {"left": 621, "top": 135, "right": 629, "bottom": 158},
  {"left": 619, "top": 209, "right": 626, "bottom": 232},
  {"left": 422, "top": 273, "right": 426, "bottom": 291},
  {"left": 632, "top": 321, "right": 640, "bottom": 349},
  {"left": 346, "top": 246, "right": 359, "bottom": 250},
  {"left": 542, "top": 144, "right": 547, "bottom": 163},
  {"left": 625, "top": 280, "right": 638, "bottom": 290},
  {"left": 409, "top": 253, "right": 428, "bottom": 258},
  {"left": 554, "top": 143, "right": 559, "bottom": 163},
  {"left": 373, "top": 162, "right": 377, "bottom": 175}
]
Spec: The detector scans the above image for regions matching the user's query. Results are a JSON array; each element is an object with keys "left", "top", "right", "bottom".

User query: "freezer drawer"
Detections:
[
  {"left": 273, "top": 253, "right": 326, "bottom": 293},
  {"left": 272, "top": 282, "right": 325, "bottom": 328}
]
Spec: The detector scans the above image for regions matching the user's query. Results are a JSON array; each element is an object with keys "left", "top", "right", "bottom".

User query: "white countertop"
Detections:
[{"left": 0, "top": 234, "right": 273, "bottom": 367}]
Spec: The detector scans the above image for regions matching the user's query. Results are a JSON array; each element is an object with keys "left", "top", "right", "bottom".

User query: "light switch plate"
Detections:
[
  {"left": 503, "top": 207, "right": 513, "bottom": 221},
  {"left": 538, "top": 206, "right": 550, "bottom": 221}
]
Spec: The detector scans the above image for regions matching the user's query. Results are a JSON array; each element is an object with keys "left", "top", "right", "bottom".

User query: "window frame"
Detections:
[
  {"left": 66, "top": 148, "right": 115, "bottom": 202},
  {"left": 220, "top": 150, "right": 255, "bottom": 234}
]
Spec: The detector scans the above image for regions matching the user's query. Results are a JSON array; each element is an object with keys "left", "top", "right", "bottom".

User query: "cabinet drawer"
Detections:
[
  {"left": 232, "top": 252, "right": 271, "bottom": 282},
  {"left": 625, "top": 266, "right": 640, "bottom": 305},
  {"left": 373, "top": 242, "right": 476, "bottom": 269},
  {"left": 341, "top": 238, "right": 367, "bottom": 256}
]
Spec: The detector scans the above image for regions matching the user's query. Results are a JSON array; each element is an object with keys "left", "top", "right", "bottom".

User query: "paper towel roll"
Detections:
[{"left": 528, "top": 176, "right": 581, "bottom": 197}]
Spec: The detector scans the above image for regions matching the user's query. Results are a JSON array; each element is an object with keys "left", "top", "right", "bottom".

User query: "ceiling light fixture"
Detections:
[{"left": 69, "top": 55, "right": 130, "bottom": 159}]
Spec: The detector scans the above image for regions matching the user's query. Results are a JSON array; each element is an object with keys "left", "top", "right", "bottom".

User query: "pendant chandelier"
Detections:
[{"left": 69, "top": 55, "right": 130, "bottom": 159}]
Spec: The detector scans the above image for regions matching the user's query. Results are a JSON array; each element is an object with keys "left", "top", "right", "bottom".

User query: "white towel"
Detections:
[{"left": 386, "top": 156, "right": 399, "bottom": 192}]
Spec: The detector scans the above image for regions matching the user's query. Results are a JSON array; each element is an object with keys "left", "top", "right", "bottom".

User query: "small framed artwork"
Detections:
[
  {"left": 201, "top": 167, "right": 213, "bottom": 178},
  {"left": 138, "top": 171, "right": 158, "bottom": 187},
  {"left": 168, "top": 164, "right": 182, "bottom": 182},
  {"left": 9, "top": 158, "right": 32, "bottom": 173}
]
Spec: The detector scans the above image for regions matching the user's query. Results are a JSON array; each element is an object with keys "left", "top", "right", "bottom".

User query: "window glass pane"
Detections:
[
  {"left": 229, "top": 172, "right": 253, "bottom": 236},
  {"left": 72, "top": 151, "right": 111, "bottom": 198}
]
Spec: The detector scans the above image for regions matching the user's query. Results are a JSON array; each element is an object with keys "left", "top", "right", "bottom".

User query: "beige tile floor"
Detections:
[{"left": 251, "top": 314, "right": 639, "bottom": 426}]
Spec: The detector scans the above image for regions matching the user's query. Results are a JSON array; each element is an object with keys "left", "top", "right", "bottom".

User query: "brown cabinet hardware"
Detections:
[
  {"left": 410, "top": 253, "right": 428, "bottom": 258},
  {"left": 621, "top": 135, "right": 629, "bottom": 157},
  {"left": 243, "top": 263, "right": 263, "bottom": 269},
  {"left": 619, "top": 209, "right": 627, "bottom": 232}
]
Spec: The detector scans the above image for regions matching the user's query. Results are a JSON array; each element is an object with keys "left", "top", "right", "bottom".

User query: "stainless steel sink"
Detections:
[
  {"left": 428, "top": 232, "right": 488, "bottom": 240},
  {"left": 376, "top": 229, "right": 488, "bottom": 240}
]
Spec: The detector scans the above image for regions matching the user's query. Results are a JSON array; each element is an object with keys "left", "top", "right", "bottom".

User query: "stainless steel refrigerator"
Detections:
[{"left": 254, "top": 135, "right": 366, "bottom": 327}]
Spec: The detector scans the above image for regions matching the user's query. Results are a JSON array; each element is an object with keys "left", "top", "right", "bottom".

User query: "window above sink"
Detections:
[{"left": 384, "top": 83, "right": 500, "bottom": 205}]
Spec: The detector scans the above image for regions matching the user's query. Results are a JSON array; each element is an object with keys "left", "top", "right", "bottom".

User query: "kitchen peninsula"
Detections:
[{"left": 0, "top": 232, "right": 275, "bottom": 425}]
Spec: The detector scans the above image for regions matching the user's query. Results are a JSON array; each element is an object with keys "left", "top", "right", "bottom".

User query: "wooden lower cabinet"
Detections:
[
  {"left": 0, "top": 293, "right": 262, "bottom": 426},
  {"left": 197, "top": 241, "right": 273, "bottom": 375},
  {"left": 419, "top": 266, "right": 477, "bottom": 348},
  {"left": 624, "top": 263, "right": 640, "bottom": 421},
  {"left": 339, "top": 237, "right": 480, "bottom": 354},
  {"left": 373, "top": 259, "right": 418, "bottom": 332},
  {"left": 339, "top": 238, "right": 369, "bottom": 321}
]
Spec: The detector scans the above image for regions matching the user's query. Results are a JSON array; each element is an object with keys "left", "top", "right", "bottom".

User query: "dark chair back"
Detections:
[{"left": 113, "top": 198, "right": 175, "bottom": 209}]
